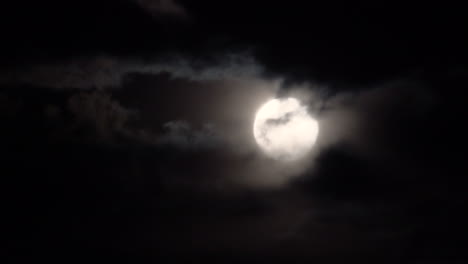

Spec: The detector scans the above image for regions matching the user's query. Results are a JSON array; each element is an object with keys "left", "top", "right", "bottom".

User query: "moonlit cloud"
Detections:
[
  {"left": 0, "top": 52, "right": 263, "bottom": 90},
  {"left": 0, "top": 50, "right": 441, "bottom": 191}
]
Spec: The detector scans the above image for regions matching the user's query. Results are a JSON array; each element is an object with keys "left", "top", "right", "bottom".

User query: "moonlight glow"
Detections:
[{"left": 253, "top": 98, "right": 319, "bottom": 161}]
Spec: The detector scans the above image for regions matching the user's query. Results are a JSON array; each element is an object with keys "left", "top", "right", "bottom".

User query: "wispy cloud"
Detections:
[{"left": 0, "top": 52, "right": 263, "bottom": 90}]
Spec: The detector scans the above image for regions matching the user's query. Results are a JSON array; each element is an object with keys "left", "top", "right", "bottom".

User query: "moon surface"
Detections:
[{"left": 253, "top": 98, "right": 319, "bottom": 161}]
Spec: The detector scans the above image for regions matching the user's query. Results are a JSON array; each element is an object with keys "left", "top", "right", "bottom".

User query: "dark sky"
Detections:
[{"left": 2, "top": 1, "right": 468, "bottom": 263}]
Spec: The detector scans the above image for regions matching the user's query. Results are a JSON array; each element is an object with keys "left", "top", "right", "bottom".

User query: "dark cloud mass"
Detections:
[
  {"left": 2, "top": 1, "right": 468, "bottom": 263},
  {"left": 135, "top": 0, "right": 188, "bottom": 18}
]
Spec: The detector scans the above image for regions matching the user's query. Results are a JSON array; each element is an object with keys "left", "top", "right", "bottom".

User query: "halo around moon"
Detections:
[{"left": 253, "top": 98, "right": 319, "bottom": 161}]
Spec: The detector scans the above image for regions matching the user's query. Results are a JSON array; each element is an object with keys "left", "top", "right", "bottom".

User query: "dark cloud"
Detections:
[
  {"left": 0, "top": 53, "right": 262, "bottom": 90},
  {"left": 67, "top": 91, "right": 137, "bottom": 142},
  {"left": 2, "top": 58, "right": 462, "bottom": 191},
  {"left": 135, "top": 0, "right": 189, "bottom": 19},
  {"left": 157, "top": 120, "right": 222, "bottom": 150},
  {"left": 0, "top": 56, "right": 123, "bottom": 89},
  {"left": 315, "top": 80, "right": 438, "bottom": 158},
  {"left": 265, "top": 112, "right": 294, "bottom": 126}
]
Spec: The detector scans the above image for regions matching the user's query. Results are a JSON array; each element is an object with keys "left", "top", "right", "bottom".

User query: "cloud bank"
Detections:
[{"left": 0, "top": 51, "right": 444, "bottom": 191}]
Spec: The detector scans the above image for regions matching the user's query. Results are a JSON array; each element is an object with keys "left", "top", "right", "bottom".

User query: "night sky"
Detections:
[{"left": 2, "top": 1, "right": 468, "bottom": 263}]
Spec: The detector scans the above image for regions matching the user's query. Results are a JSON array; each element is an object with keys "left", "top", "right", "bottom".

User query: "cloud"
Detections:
[
  {"left": 135, "top": 0, "right": 188, "bottom": 19},
  {"left": 1, "top": 56, "right": 124, "bottom": 90},
  {"left": 67, "top": 90, "right": 137, "bottom": 141},
  {"left": 0, "top": 50, "right": 445, "bottom": 192},
  {"left": 256, "top": 78, "right": 445, "bottom": 193},
  {"left": 0, "top": 52, "right": 263, "bottom": 90},
  {"left": 278, "top": 79, "right": 437, "bottom": 158},
  {"left": 328, "top": 80, "right": 436, "bottom": 159},
  {"left": 157, "top": 120, "right": 223, "bottom": 150}
]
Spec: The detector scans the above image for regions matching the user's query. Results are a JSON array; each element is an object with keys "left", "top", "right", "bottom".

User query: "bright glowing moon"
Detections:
[{"left": 253, "top": 98, "right": 319, "bottom": 161}]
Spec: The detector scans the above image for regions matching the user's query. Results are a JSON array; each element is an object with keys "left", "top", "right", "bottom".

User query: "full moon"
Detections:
[{"left": 253, "top": 98, "right": 319, "bottom": 161}]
